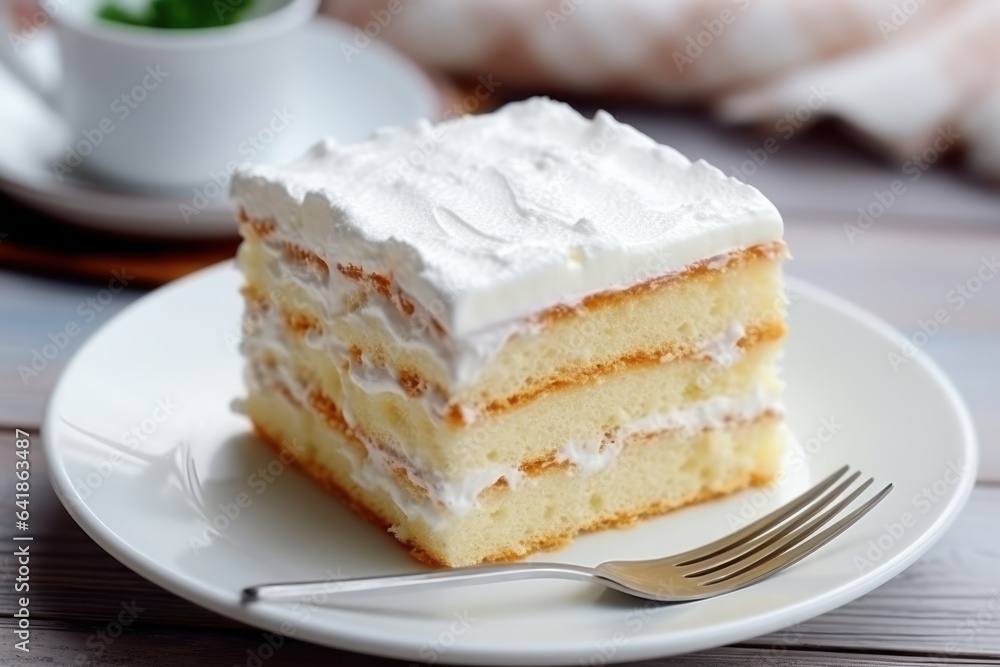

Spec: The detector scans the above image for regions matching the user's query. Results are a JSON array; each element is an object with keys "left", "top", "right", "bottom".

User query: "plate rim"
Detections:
[{"left": 41, "top": 261, "right": 979, "bottom": 664}]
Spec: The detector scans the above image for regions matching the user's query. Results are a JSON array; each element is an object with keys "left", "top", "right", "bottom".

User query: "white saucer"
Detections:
[
  {"left": 43, "top": 264, "right": 977, "bottom": 664},
  {"left": 0, "top": 17, "right": 439, "bottom": 239}
]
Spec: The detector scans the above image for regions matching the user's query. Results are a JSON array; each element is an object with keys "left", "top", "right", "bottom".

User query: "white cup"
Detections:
[{"left": 4, "top": 0, "right": 318, "bottom": 190}]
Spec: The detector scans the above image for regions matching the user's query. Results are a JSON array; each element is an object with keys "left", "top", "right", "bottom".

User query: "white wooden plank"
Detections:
[
  {"left": 0, "top": 271, "right": 140, "bottom": 425},
  {"left": 4, "top": 622, "right": 997, "bottom": 666}
]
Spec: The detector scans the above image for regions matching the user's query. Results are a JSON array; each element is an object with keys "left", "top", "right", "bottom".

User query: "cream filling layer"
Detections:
[
  {"left": 246, "top": 291, "right": 751, "bottom": 426},
  {"left": 555, "top": 386, "right": 774, "bottom": 476},
  {"left": 253, "top": 232, "right": 544, "bottom": 388},
  {"left": 248, "top": 229, "right": 777, "bottom": 390},
  {"left": 243, "top": 338, "right": 779, "bottom": 529}
]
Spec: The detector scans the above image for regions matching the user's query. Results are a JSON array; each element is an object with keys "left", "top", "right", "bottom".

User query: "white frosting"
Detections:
[
  {"left": 299, "top": 306, "right": 454, "bottom": 421},
  {"left": 347, "top": 356, "right": 407, "bottom": 398},
  {"left": 253, "top": 230, "right": 532, "bottom": 389},
  {"left": 349, "top": 433, "right": 528, "bottom": 531},
  {"left": 556, "top": 387, "right": 777, "bottom": 475},
  {"left": 625, "top": 386, "right": 776, "bottom": 437},
  {"left": 557, "top": 438, "right": 624, "bottom": 476},
  {"left": 232, "top": 97, "right": 783, "bottom": 350},
  {"left": 698, "top": 320, "right": 746, "bottom": 368}
]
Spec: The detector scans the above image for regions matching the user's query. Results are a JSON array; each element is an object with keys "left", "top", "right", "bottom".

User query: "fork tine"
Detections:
[
  {"left": 680, "top": 474, "right": 870, "bottom": 576},
  {"left": 684, "top": 477, "right": 874, "bottom": 578},
  {"left": 699, "top": 483, "right": 894, "bottom": 592},
  {"left": 674, "top": 465, "right": 851, "bottom": 566}
]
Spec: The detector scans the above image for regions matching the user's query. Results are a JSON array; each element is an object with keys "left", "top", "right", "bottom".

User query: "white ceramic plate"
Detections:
[
  {"left": 0, "top": 17, "right": 439, "bottom": 239},
  {"left": 43, "top": 263, "right": 977, "bottom": 665}
]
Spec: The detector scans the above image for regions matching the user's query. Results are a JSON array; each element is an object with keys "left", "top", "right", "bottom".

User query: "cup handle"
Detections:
[{"left": 0, "top": 2, "right": 61, "bottom": 108}]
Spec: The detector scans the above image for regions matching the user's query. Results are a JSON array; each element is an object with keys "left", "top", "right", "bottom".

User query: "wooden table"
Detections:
[{"left": 2, "top": 112, "right": 999, "bottom": 665}]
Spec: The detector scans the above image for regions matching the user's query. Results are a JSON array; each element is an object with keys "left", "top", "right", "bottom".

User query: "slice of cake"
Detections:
[{"left": 231, "top": 98, "right": 788, "bottom": 568}]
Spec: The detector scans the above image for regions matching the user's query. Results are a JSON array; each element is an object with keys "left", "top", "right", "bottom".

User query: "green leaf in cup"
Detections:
[{"left": 98, "top": 0, "right": 258, "bottom": 29}]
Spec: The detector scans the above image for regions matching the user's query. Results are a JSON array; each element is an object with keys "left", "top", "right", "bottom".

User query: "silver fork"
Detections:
[{"left": 242, "top": 466, "right": 891, "bottom": 604}]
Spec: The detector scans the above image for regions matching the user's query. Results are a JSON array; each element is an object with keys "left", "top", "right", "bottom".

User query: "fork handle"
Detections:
[{"left": 242, "top": 562, "right": 596, "bottom": 604}]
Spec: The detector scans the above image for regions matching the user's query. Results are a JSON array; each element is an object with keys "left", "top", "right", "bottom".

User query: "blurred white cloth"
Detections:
[{"left": 325, "top": 0, "right": 1000, "bottom": 180}]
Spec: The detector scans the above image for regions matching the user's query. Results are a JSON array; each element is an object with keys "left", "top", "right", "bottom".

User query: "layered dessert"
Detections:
[{"left": 232, "top": 98, "right": 788, "bottom": 567}]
